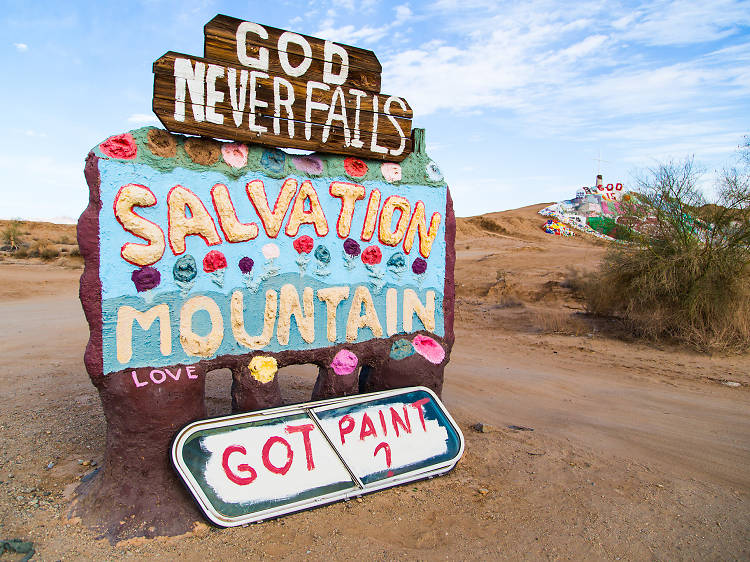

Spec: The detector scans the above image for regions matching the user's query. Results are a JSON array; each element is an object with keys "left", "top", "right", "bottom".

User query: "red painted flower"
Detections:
[
  {"left": 100, "top": 133, "right": 137, "bottom": 160},
  {"left": 344, "top": 157, "right": 368, "bottom": 178},
  {"left": 361, "top": 245, "right": 382, "bottom": 265},
  {"left": 293, "top": 235, "right": 314, "bottom": 254},
  {"left": 203, "top": 250, "right": 227, "bottom": 273}
]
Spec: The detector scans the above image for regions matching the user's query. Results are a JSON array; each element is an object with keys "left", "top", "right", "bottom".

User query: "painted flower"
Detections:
[
  {"left": 344, "top": 157, "right": 368, "bottom": 178},
  {"left": 387, "top": 252, "right": 406, "bottom": 269},
  {"left": 248, "top": 355, "right": 278, "bottom": 384},
  {"left": 412, "top": 334, "right": 446, "bottom": 364},
  {"left": 100, "top": 133, "right": 137, "bottom": 160},
  {"left": 294, "top": 235, "right": 314, "bottom": 254},
  {"left": 292, "top": 155, "right": 324, "bottom": 175},
  {"left": 412, "top": 257, "right": 427, "bottom": 274},
  {"left": 202, "top": 250, "right": 227, "bottom": 273},
  {"left": 361, "top": 245, "right": 382, "bottom": 265},
  {"left": 238, "top": 257, "right": 254, "bottom": 274},
  {"left": 390, "top": 339, "right": 415, "bottom": 361},
  {"left": 262, "top": 243, "right": 280, "bottom": 260},
  {"left": 221, "top": 142, "right": 248, "bottom": 169},
  {"left": 343, "top": 238, "right": 361, "bottom": 257},
  {"left": 330, "top": 349, "right": 358, "bottom": 376},
  {"left": 172, "top": 255, "right": 197, "bottom": 283},
  {"left": 314, "top": 245, "right": 331, "bottom": 264},
  {"left": 131, "top": 266, "right": 160, "bottom": 292},
  {"left": 381, "top": 162, "right": 402, "bottom": 183},
  {"left": 261, "top": 149, "right": 286, "bottom": 173},
  {"left": 425, "top": 160, "right": 443, "bottom": 182}
]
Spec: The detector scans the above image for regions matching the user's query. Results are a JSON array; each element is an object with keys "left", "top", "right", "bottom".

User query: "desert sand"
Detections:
[{"left": 0, "top": 205, "right": 748, "bottom": 560}]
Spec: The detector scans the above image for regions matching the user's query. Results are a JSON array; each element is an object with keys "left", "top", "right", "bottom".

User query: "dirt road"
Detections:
[{"left": 1, "top": 213, "right": 749, "bottom": 558}]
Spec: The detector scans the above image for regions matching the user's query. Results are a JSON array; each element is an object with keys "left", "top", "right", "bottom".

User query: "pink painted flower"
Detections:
[
  {"left": 412, "top": 335, "right": 445, "bottom": 364},
  {"left": 100, "top": 133, "right": 137, "bottom": 160},
  {"left": 293, "top": 235, "right": 314, "bottom": 254},
  {"left": 293, "top": 155, "right": 324, "bottom": 175},
  {"left": 361, "top": 245, "right": 382, "bottom": 265},
  {"left": 202, "top": 250, "right": 227, "bottom": 273},
  {"left": 221, "top": 142, "right": 248, "bottom": 168},
  {"left": 344, "top": 157, "right": 368, "bottom": 178},
  {"left": 381, "top": 162, "right": 402, "bottom": 183},
  {"left": 331, "top": 349, "right": 358, "bottom": 376}
]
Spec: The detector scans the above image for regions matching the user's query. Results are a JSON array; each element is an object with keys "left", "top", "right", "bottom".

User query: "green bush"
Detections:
[
  {"left": 585, "top": 153, "right": 750, "bottom": 352},
  {"left": 2, "top": 220, "right": 23, "bottom": 249}
]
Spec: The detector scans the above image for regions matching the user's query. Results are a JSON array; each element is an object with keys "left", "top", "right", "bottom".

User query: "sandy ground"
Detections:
[{"left": 0, "top": 205, "right": 748, "bottom": 560}]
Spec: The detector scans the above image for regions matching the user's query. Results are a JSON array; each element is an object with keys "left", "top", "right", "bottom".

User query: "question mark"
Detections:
[{"left": 374, "top": 442, "right": 393, "bottom": 477}]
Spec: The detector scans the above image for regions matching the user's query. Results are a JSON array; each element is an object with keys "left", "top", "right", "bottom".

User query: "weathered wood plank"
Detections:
[
  {"left": 153, "top": 52, "right": 410, "bottom": 119},
  {"left": 152, "top": 96, "right": 409, "bottom": 151},
  {"left": 152, "top": 54, "right": 412, "bottom": 146},
  {"left": 204, "top": 15, "right": 382, "bottom": 92},
  {"left": 152, "top": 101, "right": 411, "bottom": 161}
]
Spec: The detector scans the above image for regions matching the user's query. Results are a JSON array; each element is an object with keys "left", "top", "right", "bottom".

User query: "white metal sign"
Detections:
[{"left": 171, "top": 386, "right": 464, "bottom": 526}]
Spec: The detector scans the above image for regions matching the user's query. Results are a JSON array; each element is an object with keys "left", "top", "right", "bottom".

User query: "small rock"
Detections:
[
  {"left": 507, "top": 425, "right": 534, "bottom": 432},
  {"left": 478, "top": 488, "right": 489, "bottom": 495},
  {"left": 8, "top": 473, "right": 14, "bottom": 479},
  {"left": 472, "top": 423, "right": 495, "bottom": 433},
  {"left": 722, "top": 381, "right": 741, "bottom": 388},
  {"left": 77, "top": 459, "right": 84, "bottom": 465},
  {"left": 91, "top": 460, "right": 97, "bottom": 467},
  {"left": 46, "top": 462, "right": 55, "bottom": 470},
  {"left": 82, "top": 460, "right": 91, "bottom": 467},
  {"left": 355, "top": 497, "right": 363, "bottom": 503}
]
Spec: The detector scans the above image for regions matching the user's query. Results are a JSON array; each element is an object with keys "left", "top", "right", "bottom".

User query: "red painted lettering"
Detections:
[
  {"left": 286, "top": 423, "right": 316, "bottom": 471},
  {"left": 262, "top": 436, "right": 293, "bottom": 475},
  {"left": 410, "top": 398, "right": 430, "bottom": 431},
  {"left": 378, "top": 409, "right": 388, "bottom": 436},
  {"left": 390, "top": 406, "right": 411, "bottom": 437},
  {"left": 359, "top": 413, "right": 377, "bottom": 441},
  {"left": 339, "top": 414, "right": 355, "bottom": 444},
  {"left": 222, "top": 445, "right": 257, "bottom": 485}
]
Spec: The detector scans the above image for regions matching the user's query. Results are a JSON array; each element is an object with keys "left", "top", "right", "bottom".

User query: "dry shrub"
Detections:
[
  {"left": 471, "top": 216, "right": 510, "bottom": 236},
  {"left": 532, "top": 309, "right": 588, "bottom": 335},
  {"left": 561, "top": 267, "right": 591, "bottom": 298},
  {"left": 28, "top": 241, "right": 60, "bottom": 260},
  {"left": 585, "top": 154, "right": 750, "bottom": 353},
  {"left": 2, "top": 220, "right": 23, "bottom": 249}
]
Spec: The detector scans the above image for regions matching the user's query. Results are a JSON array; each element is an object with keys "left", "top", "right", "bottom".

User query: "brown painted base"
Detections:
[
  {"left": 70, "top": 339, "right": 449, "bottom": 542},
  {"left": 70, "top": 371, "right": 208, "bottom": 541}
]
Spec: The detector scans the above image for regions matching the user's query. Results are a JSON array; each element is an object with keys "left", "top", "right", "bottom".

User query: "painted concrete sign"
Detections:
[
  {"left": 153, "top": 15, "right": 412, "bottom": 160},
  {"left": 74, "top": 13, "right": 454, "bottom": 540},
  {"left": 172, "top": 387, "right": 464, "bottom": 526},
  {"left": 80, "top": 126, "right": 453, "bottom": 397}
]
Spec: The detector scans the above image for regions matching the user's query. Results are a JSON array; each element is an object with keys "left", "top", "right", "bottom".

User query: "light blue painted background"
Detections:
[
  {"left": 98, "top": 161, "right": 447, "bottom": 299},
  {"left": 97, "top": 161, "right": 448, "bottom": 374}
]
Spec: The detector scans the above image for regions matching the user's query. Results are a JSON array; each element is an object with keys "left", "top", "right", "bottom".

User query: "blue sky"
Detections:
[{"left": 2, "top": 0, "right": 748, "bottom": 220}]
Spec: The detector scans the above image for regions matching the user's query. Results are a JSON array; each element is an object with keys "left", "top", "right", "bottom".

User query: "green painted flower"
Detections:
[{"left": 390, "top": 339, "right": 415, "bottom": 360}]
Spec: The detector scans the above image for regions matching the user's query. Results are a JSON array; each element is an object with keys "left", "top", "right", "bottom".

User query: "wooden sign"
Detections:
[
  {"left": 152, "top": 15, "right": 413, "bottom": 160},
  {"left": 171, "top": 387, "right": 464, "bottom": 526}
]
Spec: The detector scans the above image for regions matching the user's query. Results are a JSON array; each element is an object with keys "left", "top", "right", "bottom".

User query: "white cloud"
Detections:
[
  {"left": 615, "top": 0, "right": 750, "bottom": 46},
  {"left": 13, "top": 42, "right": 28, "bottom": 52},
  {"left": 127, "top": 113, "right": 158, "bottom": 124},
  {"left": 315, "top": 23, "right": 392, "bottom": 44},
  {"left": 395, "top": 4, "right": 412, "bottom": 23}
]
